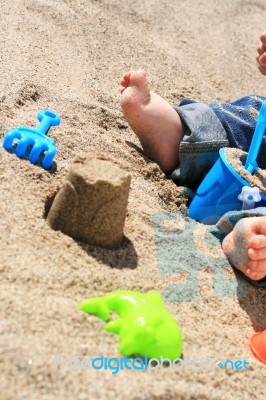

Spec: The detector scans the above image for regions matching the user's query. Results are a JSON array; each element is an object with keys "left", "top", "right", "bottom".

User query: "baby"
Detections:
[{"left": 120, "top": 31, "right": 266, "bottom": 286}]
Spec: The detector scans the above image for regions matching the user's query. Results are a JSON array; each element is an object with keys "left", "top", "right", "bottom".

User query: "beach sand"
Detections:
[
  {"left": 0, "top": 1, "right": 266, "bottom": 399},
  {"left": 226, "top": 148, "right": 266, "bottom": 193}
]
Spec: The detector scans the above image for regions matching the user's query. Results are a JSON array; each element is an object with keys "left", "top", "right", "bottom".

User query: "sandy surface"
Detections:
[
  {"left": 226, "top": 148, "right": 266, "bottom": 193},
  {"left": 0, "top": 1, "right": 266, "bottom": 399}
]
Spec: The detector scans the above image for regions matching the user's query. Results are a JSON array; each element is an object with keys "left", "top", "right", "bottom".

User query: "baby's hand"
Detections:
[
  {"left": 257, "top": 31, "right": 266, "bottom": 75},
  {"left": 222, "top": 216, "right": 266, "bottom": 281}
]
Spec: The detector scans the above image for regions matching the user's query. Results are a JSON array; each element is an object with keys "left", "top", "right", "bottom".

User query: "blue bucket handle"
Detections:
[{"left": 244, "top": 100, "right": 266, "bottom": 174}]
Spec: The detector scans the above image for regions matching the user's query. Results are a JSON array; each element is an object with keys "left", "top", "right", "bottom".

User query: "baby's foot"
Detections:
[
  {"left": 222, "top": 216, "right": 266, "bottom": 280},
  {"left": 120, "top": 70, "right": 186, "bottom": 174}
]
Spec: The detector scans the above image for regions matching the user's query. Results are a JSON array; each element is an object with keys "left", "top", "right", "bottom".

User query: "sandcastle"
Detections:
[{"left": 47, "top": 153, "right": 131, "bottom": 248}]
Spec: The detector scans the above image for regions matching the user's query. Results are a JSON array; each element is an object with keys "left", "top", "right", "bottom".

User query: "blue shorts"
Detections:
[{"left": 171, "top": 94, "right": 266, "bottom": 189}]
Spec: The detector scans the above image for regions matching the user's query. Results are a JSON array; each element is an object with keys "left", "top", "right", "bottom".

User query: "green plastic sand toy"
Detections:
[{"left": 79, "top": 290, "right": 183, "bottom": 360}]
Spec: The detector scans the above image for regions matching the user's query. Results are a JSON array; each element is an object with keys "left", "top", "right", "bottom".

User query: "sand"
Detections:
[
  {"left": 47, "top": 152, "right": 131, "bottom": 248},
  {"left": 226, "top": 148, "right": 266, "bottom": 193},
  {"left": 0, "top": 1, "right": 266, "bottom": 399}
]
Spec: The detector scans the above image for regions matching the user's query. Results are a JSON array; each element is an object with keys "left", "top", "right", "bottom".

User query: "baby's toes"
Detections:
[{"left": 120, "top": 70, "right": 133, "bottom": 87}]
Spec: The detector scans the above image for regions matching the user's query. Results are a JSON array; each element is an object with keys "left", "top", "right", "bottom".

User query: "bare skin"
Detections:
[
  {"left": 222, "top": 217, "right": 266, "bottom": 281},
  {"left": 257, "top": 31, "right": 266, "bottom": 75},
  {"left": 120, "top": 67, "right": 266, "bottom": 281},
  {"left": 120, "top": 69, "right": 186, "bottom": 174}
]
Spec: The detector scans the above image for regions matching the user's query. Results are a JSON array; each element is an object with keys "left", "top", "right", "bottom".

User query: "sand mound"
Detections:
[
  {"left": 47, "top": 152, "right": 131, "bottom": 248},
  {"left": 226, "top": 148, "right": 266, "bottom": 194}
]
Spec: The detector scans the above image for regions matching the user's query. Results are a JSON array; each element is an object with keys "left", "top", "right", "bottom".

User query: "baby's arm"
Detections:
[{"left": 257, "top": 31, "right": 266, "bottom": 75}]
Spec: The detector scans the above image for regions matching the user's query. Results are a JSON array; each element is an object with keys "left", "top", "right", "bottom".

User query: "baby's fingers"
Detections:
[
  {"left": 246, "top": 259, "right": 266, "bottom": 279},
  {"left": 257, "top": 43, "right": 266, "bottom": 59},
  {"left": 258, "top": 52, "right": 266, "bottom": 67},
  {"left": 247, "top": 234, "right": 266, "bottom": 249},
  {"left": 246, "top": 268, "right": 266, "bottom": 280},
  {"left": 259, "top": 31, "right": 266, "bottom": 47},
  {"left": 248, "top": 247, "right": 266, "bottom": 260},
  {"left": 247, "top": 259, "right": 266, "bottom": 273},
  {"left": 258, "top": 64, "right": 266, "bottom": 75},
  {"left": 257, "top": 32, "right": 266, "bottom": 74},
  {"left": 257, "top": 46, "right": 266, "bottom": 74}
]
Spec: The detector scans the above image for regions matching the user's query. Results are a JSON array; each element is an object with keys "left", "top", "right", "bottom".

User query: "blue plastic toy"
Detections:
[
  {"left": 189, "top": 100, "right": 266, "bottom": 224},
  {"left": 245, "top": 100, "right": 266, "bottom": 173},
  {"left": 238, "top": 186, "right": 262, "bottom": 210},
  {"left": 2, "top": 110, "right": 60, "bottom": 169}
]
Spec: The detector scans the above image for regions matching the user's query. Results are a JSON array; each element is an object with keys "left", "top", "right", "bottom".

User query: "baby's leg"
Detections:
[
  {"left": 120, "top": 70, "right": 186, "bottom": 174},
  {"left": 222, "top": 216, "right": 266, "bottom": 280}
]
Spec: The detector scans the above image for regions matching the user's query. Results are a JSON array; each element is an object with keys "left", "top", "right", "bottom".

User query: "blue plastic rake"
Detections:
[{"left": 2, "top": 110, "right": 60, "bottom": 169}]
